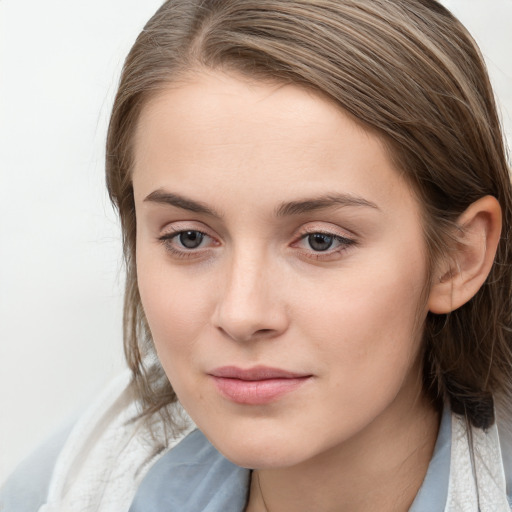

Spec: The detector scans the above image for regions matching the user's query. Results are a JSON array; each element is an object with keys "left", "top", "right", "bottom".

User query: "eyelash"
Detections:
[
  {"left": 293, "top": 230, "right": 356, "bottom": 260},
  {"left": 158, "top": 229, "right": 214, "bottom": 259},
  {"left": 158, "top": 228, "right": 356, "bottom": 261}
]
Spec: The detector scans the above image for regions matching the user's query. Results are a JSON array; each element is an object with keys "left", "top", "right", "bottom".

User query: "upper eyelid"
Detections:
[
  {"left": 160, "top": 227, "right": 209, "bottom": 237},
  {"left": 157, "top": 221, "right": 356, "bottom": 244},
  {"left": 298, "top": 228, "right": 352, "bottom": 238},
  {"left": 294, "top": 223, "right": 357, "bottom": 240},
  {"left": 159, "top": 222, "right": 216, "bottom": 237}
]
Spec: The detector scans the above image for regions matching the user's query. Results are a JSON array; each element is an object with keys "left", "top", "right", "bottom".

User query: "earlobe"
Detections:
[{"left": 428, "top": 195, "right": 502, "bottom": 314}]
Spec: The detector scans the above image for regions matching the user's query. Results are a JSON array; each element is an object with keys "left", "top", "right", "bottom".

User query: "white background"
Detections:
[{"left": 0, "top": 0, "right": 511, "bottom": 483}]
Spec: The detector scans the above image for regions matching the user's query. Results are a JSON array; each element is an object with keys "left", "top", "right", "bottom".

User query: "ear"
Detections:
[{"left": 428, "top": 195, "right": 502, "bottom": 314}]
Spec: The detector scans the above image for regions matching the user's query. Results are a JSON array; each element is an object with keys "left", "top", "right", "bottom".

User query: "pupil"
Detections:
[
  {"left": 179, "top": 231, "right": 204, "bottom": 249},
  {"left": 308, "top": 233, "right": 333, "bottom": 251}
]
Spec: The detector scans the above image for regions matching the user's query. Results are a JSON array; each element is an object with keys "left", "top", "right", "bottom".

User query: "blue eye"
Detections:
[
  {"left": 307, "top": 233, "right": 334, "bottom": 252},
  {"left": 294, "top": 230, "right": 356, "bottom": 259},
  {"left": 178, "top": 230, "right": 205, "bottom": 249},
  {"left": 158, "top": 229, "right": 212, "bottom": 257}
]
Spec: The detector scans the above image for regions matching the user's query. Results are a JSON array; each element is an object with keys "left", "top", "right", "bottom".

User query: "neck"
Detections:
[{"left": 246, "top": 391, "right": 440, "bottom": 512}]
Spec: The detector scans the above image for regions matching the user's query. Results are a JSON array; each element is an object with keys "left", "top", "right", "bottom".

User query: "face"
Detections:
[{"left": 133, "top": 70, "right": 432, "bottom": 469}]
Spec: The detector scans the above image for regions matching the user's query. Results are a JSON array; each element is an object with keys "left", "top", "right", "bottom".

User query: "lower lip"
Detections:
[{"left": 211, "top": 376, "right": 311, "bottom": 405}]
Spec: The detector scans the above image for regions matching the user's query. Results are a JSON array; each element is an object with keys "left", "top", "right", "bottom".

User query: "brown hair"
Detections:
[{"left": 106, "top": 0, "right": 512, "bottom": 430}]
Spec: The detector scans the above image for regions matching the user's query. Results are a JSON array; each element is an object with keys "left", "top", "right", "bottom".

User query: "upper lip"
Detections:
[{"left": 209, "top": 365, "right": 311, "bottom": 381}]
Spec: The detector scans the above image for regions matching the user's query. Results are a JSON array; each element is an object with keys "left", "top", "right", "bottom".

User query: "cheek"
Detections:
[
  {"left": 302, "top": 249, "right": 428, "bottom": 388},
  {"left": 136, "top": 246, "right": 215, "bottom": 363}
]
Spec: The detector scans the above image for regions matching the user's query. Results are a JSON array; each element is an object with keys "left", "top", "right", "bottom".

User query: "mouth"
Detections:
[{"left": 208, "top": 365, "right": 312, "bottom": 405}]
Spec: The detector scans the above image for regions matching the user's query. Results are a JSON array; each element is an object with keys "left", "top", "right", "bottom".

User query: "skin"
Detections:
[{"left": 132, "top": 70, "right": 440, "bottom": 511}]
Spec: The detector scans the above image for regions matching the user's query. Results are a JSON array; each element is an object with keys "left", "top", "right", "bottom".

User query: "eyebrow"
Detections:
[
  {"left": 143, "top": 189, "right": 379, "bottom": 218},
  {"left": 144, "top": 189, "right": 222, "bottom": 218},
  {"left": 275, "top": 194, "right": 379, "bottom": 216}
]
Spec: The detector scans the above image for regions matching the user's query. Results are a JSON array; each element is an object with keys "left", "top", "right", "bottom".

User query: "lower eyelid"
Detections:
[{"left": 292, "top": 232, "right": 356, "bottom": 257}]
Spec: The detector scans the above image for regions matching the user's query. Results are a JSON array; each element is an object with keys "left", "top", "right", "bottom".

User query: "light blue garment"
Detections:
[
  {"left": 128, "top": 429, "right": 250, "bottom": 511},
  {"left": 409, "top": 405, "right": 451, "bottom": 511}
]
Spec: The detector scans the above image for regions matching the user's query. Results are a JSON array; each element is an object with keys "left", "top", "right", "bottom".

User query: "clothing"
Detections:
[{"left": 1, "top": 372, "right": 512, "bottom": 511}]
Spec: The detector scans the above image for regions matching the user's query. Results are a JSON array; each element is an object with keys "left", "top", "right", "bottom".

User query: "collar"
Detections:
[
  {"left": 128, "top": 429, "right": 250, "bottom": 512},
  {"left": 409, "top": 404, "right": 451, "bottom": 511}
]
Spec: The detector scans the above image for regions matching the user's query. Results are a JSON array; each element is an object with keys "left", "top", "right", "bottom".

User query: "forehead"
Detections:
[
  {"left": 135, "top": 70, "right": 373, "bottom": 151},
  {"left": 132, "top": 70, "right": 415, "bottom": 216}
]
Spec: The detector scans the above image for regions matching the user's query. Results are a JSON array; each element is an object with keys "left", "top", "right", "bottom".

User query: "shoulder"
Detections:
[{"left": 0, "top": 421, "right": 73, "bottom": 512}]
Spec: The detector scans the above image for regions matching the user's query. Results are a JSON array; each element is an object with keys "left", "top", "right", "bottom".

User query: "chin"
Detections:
[
  {"left": 204, "top": 428, "right": 317, "bottom": 470},
  {"left": 222, "top": 446, "right": 305, "bottom": 470}
]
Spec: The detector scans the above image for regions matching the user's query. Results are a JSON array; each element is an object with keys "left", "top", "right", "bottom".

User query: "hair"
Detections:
[{"left": 106, "top": 0, "right": 512, "bottom": 430}]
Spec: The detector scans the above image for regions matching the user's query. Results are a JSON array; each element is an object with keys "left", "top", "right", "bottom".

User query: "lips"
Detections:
[{"left": 209, "top": 366, "right": 312, "bottom": 405}]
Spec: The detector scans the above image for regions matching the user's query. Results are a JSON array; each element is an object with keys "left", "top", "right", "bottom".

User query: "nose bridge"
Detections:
[
  {"left": 214, "top": 241, "right": 287, "bottom": 341},
  {"left": 227, "top": 246, "right": 262, "bottom": 299}
]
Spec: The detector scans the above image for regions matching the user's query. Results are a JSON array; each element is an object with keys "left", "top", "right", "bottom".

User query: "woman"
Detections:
[{"left": 2, "top": 0, "right": 512, "bottom": 510}]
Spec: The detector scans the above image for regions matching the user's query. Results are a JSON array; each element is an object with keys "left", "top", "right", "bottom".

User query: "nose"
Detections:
[{"left": 212, "top": 247, "right": 289, "bottom": 343}]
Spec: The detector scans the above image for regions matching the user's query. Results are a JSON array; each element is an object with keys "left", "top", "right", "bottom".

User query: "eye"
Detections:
[
  {"left": 292, "top": 228, "right": 356, "bottom": 260},
  {"left": 158, "top": 228, "right": 217, "bottom": 259},
  {"left": 307, "top": 233, "right": 335, "bottom": 252},
  {"left": 177, "top": 230, "right": 205, "bottom": 249}
]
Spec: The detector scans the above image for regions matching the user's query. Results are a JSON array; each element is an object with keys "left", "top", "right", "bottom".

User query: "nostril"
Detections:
[
  {"left": 213, "top": 298, "right": 289, "bottom": 342},
  {"left": 254, "top": 328, "right": 276, "bottom": 337},
  {"left": 216, "top": 325, "right": 277, "bottom": 342}
]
